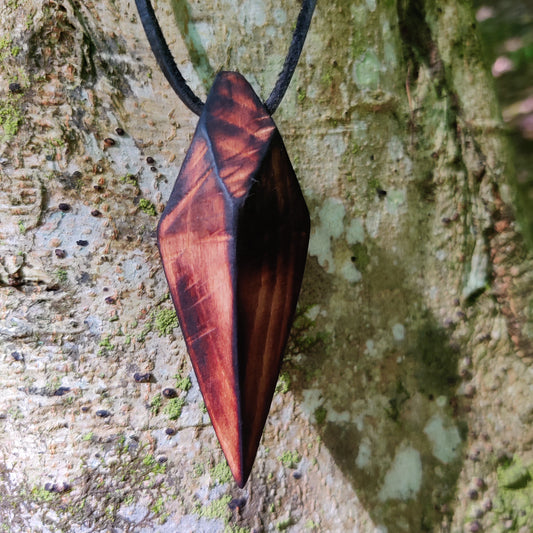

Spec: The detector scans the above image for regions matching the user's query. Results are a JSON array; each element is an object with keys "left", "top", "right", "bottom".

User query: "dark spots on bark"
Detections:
[
  {"left": 228, "top": 497, "right": 247, "bottom": 510},
  {"left": 77, "top": 272, "right": 91, "bottom": 284},
  {"left": 44, "top": 482, "right": 71, "bottom": 493},
  {"left": 11, "top": 352, "right": 24, "bottom": 362},
  {"left": 58, "top": 171, "right": 83, "bottom": 191},
  {"left": 9, "top": 82, "right": 22, "bottom": 93},
  {"left": 134, "top": 372, "right": 152, "bottom": 383}
]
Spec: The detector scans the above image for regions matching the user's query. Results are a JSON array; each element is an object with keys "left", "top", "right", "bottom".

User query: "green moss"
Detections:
[
  {"left": 314, "top": 406, "right": 327, "bottom": 425},
  {"left": 292, "top": 312, "right": 314, "bottom": 331},
  {"left": 276, "top": 516, "right": 293, "bottom": 531},
  {"left": 104, "top": 504, "right": 115, "bottom": 520},
  {"left": 123, "top": 494, "right": 135, "bottom": 506},
  {"left": 275, "top": 371, "right": 291, "bottom": 394},
  {"left": 5, "top": 431, "right": 179, "bottom": 530},
  {"left": 116, "top": 434, "right": 128, "bottom": 453},
  {"left": 209, "top": 461, "right": 232, "bottom": 485},
  {"left": 367, "top": 176, "right": 381, "bottom": 195},
  {"left": 120, "top": 174, "right": 138, "bottom": 185},
  {"left": 98, "top": 335, "right": 114, "bottom": 354},
  {"left": 150, "top": 394, "right": 162, "bottom": 415},
  {"left": 17, "top": 219, "right": 26, "bottom": 234},
  {"left": 350, "top": 243, "right": 370, "bottom": 271},
  {"left": 164, "top": 397, "right": 185, "bottom": 420},
  {"left": 136, "top": 320, "right": 153, "bottom": 343},
  {"left": 196, "top": 494, "right": 231, "bottom": 521},
  {"left": 0, "top": 97, "right": 23, "bottom": 141},
  {"left": 298, "top": 331, "right": 331, "bottom": 352},
  {"left": 494, "top": 457, "right": 533, "bottom": 531},
  {"left": 55, "top": 268, "right": 67, "bottom": 282},
  {"left": 0, "top": 37, "right": 14, "bottom": 62},
  {"left": 142, "top": 454, "right": 166, "bottom": 475},
  {"left": 31, "top": 486, "right": 56, "bottom": 503},
  {"left": 224, "top": 525, "right": 249, "bottom": 533},
  {"left": 192, "top": 462, "right": 205, "bottom": 477},
  {"left": 498, "top": 458, "right": 531, "bottom": 489},
  {"left": 155, "top": 309, "right": 178, "bottom": 336},
  {"left": 279, "top": 450, "right": 301, "bottom": 469},
  {"left": 321, "top": 71, "right": 333, "bottom": 86},
  {"left": 42, "top": 138, "right": 64, "bottom": 160},
  {"left": 7, "top": 406, "right": 23, "bottom": 420},
  {"left": 138, "top": 198, "right": 157, "bottom": 216},
  {"left": 174, "top": 372, "right": 192, "bottom": 392}
]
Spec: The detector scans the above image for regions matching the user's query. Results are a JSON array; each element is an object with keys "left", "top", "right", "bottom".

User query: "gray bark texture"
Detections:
[{"left": 1, "top": 0, "right": 532, "bottom": 532}]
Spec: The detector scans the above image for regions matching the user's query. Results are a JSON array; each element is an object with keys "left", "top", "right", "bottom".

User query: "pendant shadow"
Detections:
[{"left": 288, "top": 246, "right": 468, "bottom": 532}]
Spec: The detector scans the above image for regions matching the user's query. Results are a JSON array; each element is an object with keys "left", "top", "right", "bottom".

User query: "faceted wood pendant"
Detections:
[{"left": 157, "top": 71, "right": 310, "bottom": 487}]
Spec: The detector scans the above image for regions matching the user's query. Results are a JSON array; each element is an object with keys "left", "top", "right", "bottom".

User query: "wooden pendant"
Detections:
[{"left": 157, "top": 71, "right": 310, "bottom": 487}]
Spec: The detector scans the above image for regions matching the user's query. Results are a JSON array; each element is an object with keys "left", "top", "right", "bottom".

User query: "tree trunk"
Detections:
[{"left": 0, "top": 0, "right": 531, "bottom": 531}]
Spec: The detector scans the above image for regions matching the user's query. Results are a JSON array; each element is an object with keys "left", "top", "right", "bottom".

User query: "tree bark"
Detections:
[{"left": 0, "top": 0, "right": 531, "bottom": 532}]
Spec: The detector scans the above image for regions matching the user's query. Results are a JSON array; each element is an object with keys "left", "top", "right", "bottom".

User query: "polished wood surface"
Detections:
[{"left": 158, "top": 71, "right": 309, "bottom": 487}]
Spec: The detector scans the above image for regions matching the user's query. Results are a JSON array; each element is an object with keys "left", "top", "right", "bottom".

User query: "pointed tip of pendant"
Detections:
[
  {"left": 231, "top": 464, "right": 251, "bottom": 489},
  {"left": 234, "top": 474, "right": 246, "bottom": 489},
  {"left": 226, "top": 446, "right": 252, "bottom": 488}
]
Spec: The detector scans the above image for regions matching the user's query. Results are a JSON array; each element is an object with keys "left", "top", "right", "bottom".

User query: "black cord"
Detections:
[
  {"left": 135, "top": 0, "right": 204, "bottom": 116},
  {"left": 265, "top": 0, "right": 317, "bottom": 114},
  {"left": 135, "top": 0, "right": 317, "bottom": 116}
]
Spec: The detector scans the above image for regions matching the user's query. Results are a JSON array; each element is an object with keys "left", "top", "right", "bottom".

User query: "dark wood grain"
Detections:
[{"left": 157, "top": 71, "right": 309, "bottom": 487}]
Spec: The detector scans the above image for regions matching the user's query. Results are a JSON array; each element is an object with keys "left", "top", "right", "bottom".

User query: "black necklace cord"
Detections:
[
  {"left": 135, "top": 0, "right": 204, "bottom": 116},
  {"left": 134, "top": 0, "right": 317, "bottom": 116},
  {"left": 265, "top": 0, "right": 317, "bottom": 115}
]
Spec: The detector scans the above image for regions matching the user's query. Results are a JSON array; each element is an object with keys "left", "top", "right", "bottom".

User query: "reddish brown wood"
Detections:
[{"left": 157, "top": 71, "right": 309, "bottom": 487}]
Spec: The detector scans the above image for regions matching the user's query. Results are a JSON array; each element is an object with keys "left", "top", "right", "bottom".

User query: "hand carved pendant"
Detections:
[{"left": 157, "top": 71, "right": 310, "bottom": 487}]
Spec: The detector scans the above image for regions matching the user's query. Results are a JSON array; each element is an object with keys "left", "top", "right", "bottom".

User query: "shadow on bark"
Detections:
[{"left": 289, "top": 246, "right": 467, "bottom": 533}]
